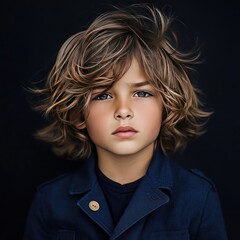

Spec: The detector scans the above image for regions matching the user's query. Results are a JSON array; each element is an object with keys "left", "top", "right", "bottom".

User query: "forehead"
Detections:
[
  {"left": 119, "top": 58, "right": 146, "bottom": 78},
  {"left": 111, "top": 58, "right": 151, "bottom": 86},
  {"left": 91, "top": 57, "right": 153, "bottom": 92}
]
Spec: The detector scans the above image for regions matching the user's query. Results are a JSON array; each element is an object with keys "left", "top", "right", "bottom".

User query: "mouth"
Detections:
[{"left": 112, "top": 126, "right": 138, "bottom": 138}]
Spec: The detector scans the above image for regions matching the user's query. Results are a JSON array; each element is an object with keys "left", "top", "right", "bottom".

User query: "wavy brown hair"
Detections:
[{"left": 33, "top": 4, "right": 211, "bottom": 160}]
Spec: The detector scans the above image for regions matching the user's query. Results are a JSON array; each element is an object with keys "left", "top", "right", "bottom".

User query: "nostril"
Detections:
[
  {"left": 114, "top": 109, "right": 134, "bottom": 120},
  {"left": 116, "top": 114, "right": 132, "bottom": 119}
]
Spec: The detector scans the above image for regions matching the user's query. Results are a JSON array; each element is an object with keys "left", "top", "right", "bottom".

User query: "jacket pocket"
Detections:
[
  {"left": 150, "top": 229, "right": 189, "bottom": 240},
  {"left": 52, "top": 229, "right": 76, "bottom": 240}
]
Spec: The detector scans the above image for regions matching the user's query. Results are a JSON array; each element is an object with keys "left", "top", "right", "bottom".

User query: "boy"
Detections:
[{"left": 24, "top": 4, "right": 228, "bottom": 239}]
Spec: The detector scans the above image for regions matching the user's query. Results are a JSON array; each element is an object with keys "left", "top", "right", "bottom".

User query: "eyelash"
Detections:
[
  {"left": 93, "top": 93, "right": 112, "bottom": 101},
  {"left": 133, "top": 91, "right": 153, "bottom": 97},
  {"left": 93, "top": 90, "right": 153, "bottom": 101}
]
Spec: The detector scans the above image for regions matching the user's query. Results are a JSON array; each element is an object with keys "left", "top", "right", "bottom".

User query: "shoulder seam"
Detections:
[
  {"left": 189, "top": 168, "right": 217, "bottom": 192},
  {"left": 37, "top": 172, "right": 71, "bottom": 190}
]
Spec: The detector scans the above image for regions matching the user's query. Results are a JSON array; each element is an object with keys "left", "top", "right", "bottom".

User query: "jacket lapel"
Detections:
[
  {"left": 77, "top": 183, "right": 114, "bottom": 236},
  {"left": 111, "top": 148, "right": 173, "bottom": 239},
  {"left": 69, "top": 155, "right": 114, "bottom": 236},
  {"left": 111, "top": 176, "right": 170, "bottom": 239}
]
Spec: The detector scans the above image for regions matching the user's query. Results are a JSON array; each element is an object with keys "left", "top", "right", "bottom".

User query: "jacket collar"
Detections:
[
  {"left": 69, "top": 147, "right": 174, "bottom": 196},
  {"left": 69, "top": 153, "right": 98, "bottom": 195},
  {"left": 146, "top": 147, "right": 173, "bottom": 192}
]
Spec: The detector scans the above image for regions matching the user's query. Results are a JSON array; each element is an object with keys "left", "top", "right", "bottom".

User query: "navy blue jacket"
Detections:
[{"left": 24, "top": 149, "right": 228, "bottom": 239}]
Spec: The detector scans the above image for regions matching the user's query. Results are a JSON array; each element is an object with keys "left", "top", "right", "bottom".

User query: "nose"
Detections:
[{"left": 114, "top": 98, "right": 134, "bottom": 120}]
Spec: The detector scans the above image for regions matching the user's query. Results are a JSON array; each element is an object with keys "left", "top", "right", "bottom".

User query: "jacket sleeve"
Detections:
[
  {"left": 23, "top": 189, "right": 50, "bottom": 240},
  {"left": 196, "top": 188, "right": 228, "bottom": 240}
]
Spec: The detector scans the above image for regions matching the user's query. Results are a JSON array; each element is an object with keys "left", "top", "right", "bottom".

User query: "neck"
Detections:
[{"left": 97, "top": 145, "right": 155, "bottom": 185}]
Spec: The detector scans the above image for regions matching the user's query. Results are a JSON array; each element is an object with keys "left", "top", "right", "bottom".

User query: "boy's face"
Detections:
[{"left": 84, "top": 58, "right": 163, "bottom": 159}]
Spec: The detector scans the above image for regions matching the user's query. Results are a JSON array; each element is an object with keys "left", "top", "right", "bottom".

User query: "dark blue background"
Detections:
[{"left": 1, "top": 0, "right": 240, "bottom": 239}]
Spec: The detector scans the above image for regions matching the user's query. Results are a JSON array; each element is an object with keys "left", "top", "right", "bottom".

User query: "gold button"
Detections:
[{"left": 89, "top": 200, "right": 100, "bottom": 211}]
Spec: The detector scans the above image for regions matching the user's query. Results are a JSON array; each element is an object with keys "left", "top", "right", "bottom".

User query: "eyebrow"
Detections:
[{"left": 130, "top": 81, "right": 150, "bottom": 87}]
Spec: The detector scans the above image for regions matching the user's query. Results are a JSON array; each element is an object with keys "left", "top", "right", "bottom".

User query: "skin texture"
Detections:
[{"left": 84, "top": 58, "right": 163, "bottom": 184}]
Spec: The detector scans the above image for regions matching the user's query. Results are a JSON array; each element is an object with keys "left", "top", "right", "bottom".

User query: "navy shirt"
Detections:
[{"left": 97, "top": 168, "right": 142, "bottom": 225}]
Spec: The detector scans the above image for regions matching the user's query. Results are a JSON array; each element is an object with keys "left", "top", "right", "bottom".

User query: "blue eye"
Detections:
[
  {"left": 93, "top": 93, "right": 112, "bottom": 100},
  {"left": 133, "top": 91, "right": 153, "bottom": 97}
]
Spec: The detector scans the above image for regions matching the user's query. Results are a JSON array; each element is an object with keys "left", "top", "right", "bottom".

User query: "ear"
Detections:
[{"left": 74, "top": 121, "right": 86, "bottom": 130}]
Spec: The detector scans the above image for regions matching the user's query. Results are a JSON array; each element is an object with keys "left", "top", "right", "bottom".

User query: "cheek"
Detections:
[
  {"left": 85, "top": 108, "right": 109, "bottom": 142},
  {"left": 148, "top": 114, "right": 162, "bottom": 137},
  {"left": 140, "top": 103, "right": 163, "bottom": 136}
]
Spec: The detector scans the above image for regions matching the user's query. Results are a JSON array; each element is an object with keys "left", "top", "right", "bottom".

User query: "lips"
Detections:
[{"left": 112, "top": 126, "right": 138, "bottom": 138}]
